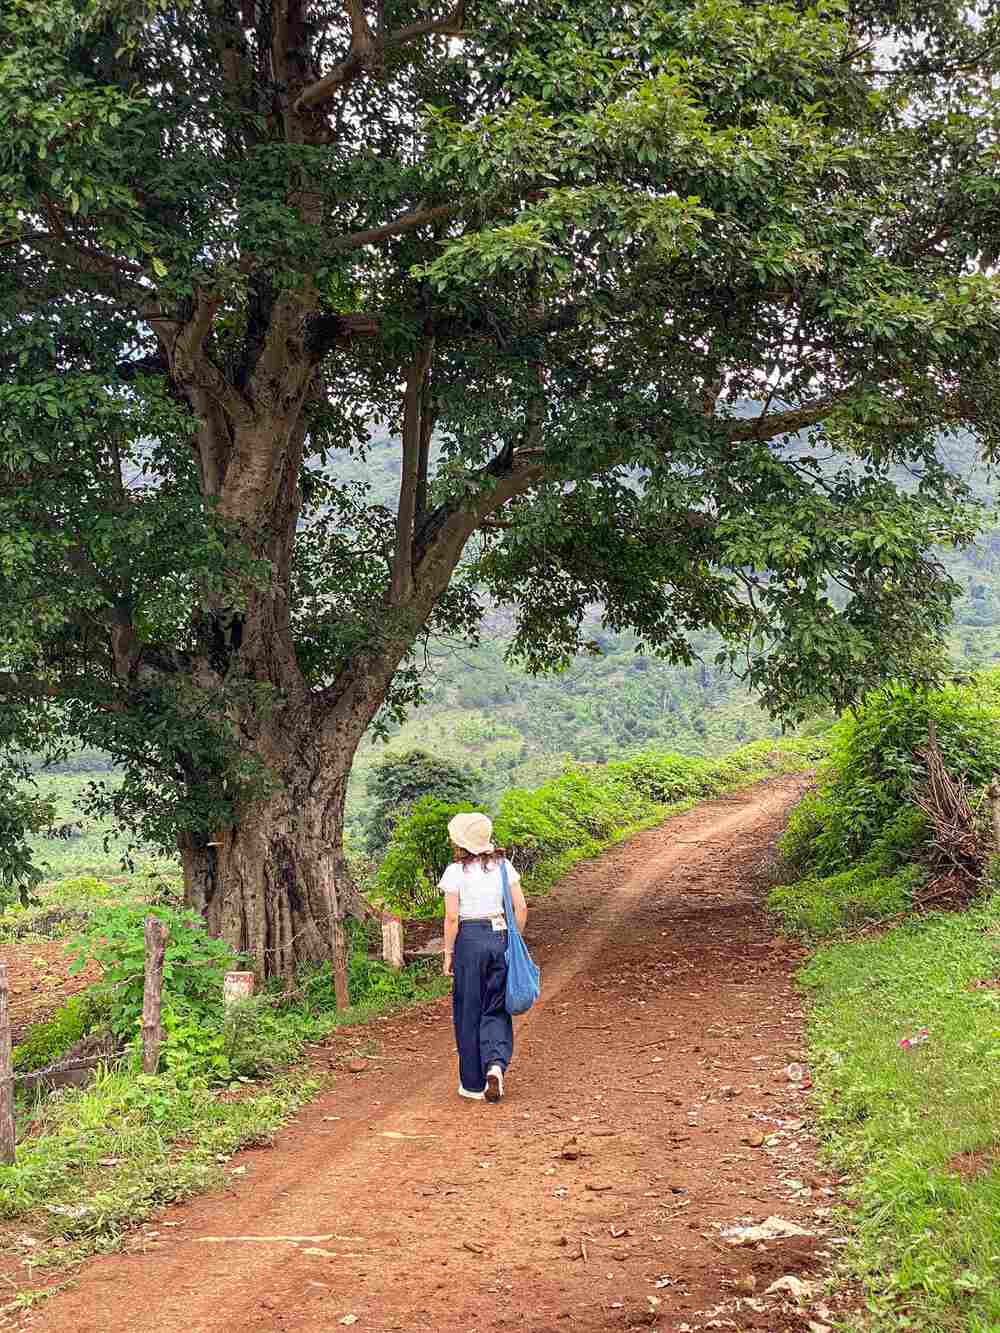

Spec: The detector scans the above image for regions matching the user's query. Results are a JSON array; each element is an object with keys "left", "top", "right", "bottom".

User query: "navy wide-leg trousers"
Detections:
[{"left": 452, "top": 921, "right": 514, "bottom": 1093}]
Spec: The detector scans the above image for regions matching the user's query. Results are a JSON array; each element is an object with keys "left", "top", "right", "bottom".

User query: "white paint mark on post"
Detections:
[
  {"left": 382, "top": 912, "right": 404, "bottom": 971},
  {"left": 223, "top": 972, "right": 255, "bottom": 1008}
]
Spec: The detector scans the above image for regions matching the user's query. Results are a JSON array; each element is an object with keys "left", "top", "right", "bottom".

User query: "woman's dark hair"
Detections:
[{"left": 455, "top": 845, "right": 506, "bottom": 872}]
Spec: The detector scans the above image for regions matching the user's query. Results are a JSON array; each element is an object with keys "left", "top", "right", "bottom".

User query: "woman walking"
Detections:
[{"left": 440, "top": 812, "right": 528, "bottom": 1102}]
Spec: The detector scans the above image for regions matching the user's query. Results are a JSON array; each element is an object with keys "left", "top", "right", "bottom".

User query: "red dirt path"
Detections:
[
  {"left": 15, "top": 776, "right": 853, "bottom": 1333},
  {"left": 4, "top": 937, "right": 99, "bottom": 1047}
]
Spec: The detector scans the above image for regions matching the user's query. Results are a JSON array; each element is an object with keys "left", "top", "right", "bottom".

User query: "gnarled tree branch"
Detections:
[
  {"left": 390, "top": 334, "right": 435, "bottom": 605},
  {"left": 327, "top": 202, "right": 456, "bottom": 253},
  {"left": 293, "top": 1, "right": 465, "bottom": 113},
  {"left": 725, "top": 394, "right": 850, "bottom": 443}
]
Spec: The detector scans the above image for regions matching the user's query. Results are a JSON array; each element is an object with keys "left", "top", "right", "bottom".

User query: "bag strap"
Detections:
[{"left": 500, "top": 858, "right": 516, "bottom": 933}]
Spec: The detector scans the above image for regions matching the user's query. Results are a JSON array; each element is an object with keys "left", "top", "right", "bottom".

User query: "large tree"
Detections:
[{"left": 2, "top": 0, "right": 999, "bottom": 978}]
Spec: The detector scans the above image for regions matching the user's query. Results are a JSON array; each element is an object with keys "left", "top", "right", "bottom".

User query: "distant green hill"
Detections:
[
  {"left": 336, "top": 424, "right": 995, "bottom": 838},
  {"left": 29, "top": 423, "right": 999, "bottom": 850}
]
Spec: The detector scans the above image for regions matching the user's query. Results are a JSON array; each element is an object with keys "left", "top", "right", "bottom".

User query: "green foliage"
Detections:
[
  {"left": 0, "top": 770, "right": 54, "bottom": 910},
  {"left": 220, "top": 997, "right": 304, "bottom": 1081},
  {"left": 768, "top": 860, "right": 924, "bottom": 938},
  {"left": 771, "top": 673, "right": 1000, "bottom": 938},
  {"left": 364, "top": 748, "right": 481, "bottom": 856},
  {"left": 372, "top": 797, "right": 466, "bottom": 916},
  {"left": 12, "top": 992, "right": 110, "bottom": 1074},
  {"left": 801, "top": 889, "right": 1000, "bottom": 1331},
  {"left": 781, "top": 673, "right": 1000, "bottom": 876},
  {"left": 59, "top": 909, "right": 449, "bottom": 1088},
  {"left": 608, "top": 751, "right": 717, "bottom": 803},
  {"left": 68, "top": 905, "right": 243, "bottom": 1040},
  {"left": 158, "top": 1004, "right": 231, "bottom": 1087},
  {"left": 2, "top": 0, "right": 999, "bottom": 935},
  {"left": 377, "top": 736, "right": 820, "bottom": 915},
  {"left": 48, "top": 875, "right": 114, "bottom": 902},
  {"left": 0, "top": 1064, "right": 315, "bottom": 1243}
]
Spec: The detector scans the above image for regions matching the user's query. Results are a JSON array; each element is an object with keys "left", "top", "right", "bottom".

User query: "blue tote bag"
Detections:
[{"left": 500, "top": 860, "right": 541, "bottom": 1015}]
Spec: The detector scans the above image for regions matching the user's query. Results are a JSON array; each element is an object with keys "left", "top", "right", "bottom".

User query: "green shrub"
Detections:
[
  {"left": 377, "top": 737, "right": 818, "bottom": 916},
  {"left": 221, "top": 997, "right": 304, "bottom": 1078},
  {"left": 12, "top": 992, "right": 110, "bottom": 1074},
  {"left": 68, "top": 904, "right": 245, "bottom": 1040},
  {"left": 374, "top": 796, "right": 472, "bottom": 915},
  {"left": 49, "top": 875, "right": 115, "bottom": 903},
  {"left": 772, "top": 676, "right": 1000, "bottom": 939},
  {"left": 497, "top": 774, "right": 614, "bottom": 869},
  {"left": 608, "top": 752, "right": 713, "bottom": 802},
  {"left": 364, "top": 749, "right": 482, "bottom": 856},
  {"left": 768, "top": 861, "right": 924, "bottom": 937},
  {"left": 160, "top": 1003, "right": 232, "bottom": 1086},
  {"left": 784, "top": 676, "right": 1000, "bottom": 875},
  {"left": 781, "top": 789, "right": 832, "bottom": 871}
]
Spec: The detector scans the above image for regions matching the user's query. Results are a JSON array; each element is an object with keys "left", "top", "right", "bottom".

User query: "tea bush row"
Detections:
[{"left": 377, "top": 736, "right": 823, "bottom": 916}]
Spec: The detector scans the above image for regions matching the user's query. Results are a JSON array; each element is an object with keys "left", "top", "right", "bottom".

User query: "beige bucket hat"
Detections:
[{"left": 448, "top": 811, "right": 494, "bottom": 855}]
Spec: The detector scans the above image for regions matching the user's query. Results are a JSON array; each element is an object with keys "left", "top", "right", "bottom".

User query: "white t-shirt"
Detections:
[{"left": 438, "top": 857, "right": 520, "bottom": 919}]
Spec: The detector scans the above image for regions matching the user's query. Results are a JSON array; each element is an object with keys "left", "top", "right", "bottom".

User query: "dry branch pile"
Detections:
[{"left": 912, "top": 723, "right": 998, "bottom": 906}]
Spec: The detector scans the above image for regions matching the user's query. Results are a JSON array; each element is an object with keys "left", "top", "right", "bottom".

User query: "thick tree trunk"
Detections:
[
  {"left": 179, "top": 737, "right": 360, "bottom": 985},
  {"left": 170, "top": 388, "right": 486, "bottom": 984}
]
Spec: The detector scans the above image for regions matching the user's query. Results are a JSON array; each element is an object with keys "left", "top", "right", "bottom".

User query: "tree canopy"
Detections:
[{"left": 2, "top": 0, "right": 999, "bottom": 967}]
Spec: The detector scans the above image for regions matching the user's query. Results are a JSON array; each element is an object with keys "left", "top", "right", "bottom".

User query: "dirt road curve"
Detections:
[{"left": 25, "top": 776, "right": 850, "bottom": 1333}]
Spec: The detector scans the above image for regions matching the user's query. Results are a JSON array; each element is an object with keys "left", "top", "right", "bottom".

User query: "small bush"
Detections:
[
  {"left": 299, "top": 934, "right": 445, "bottom": 1009},
  {"left": 783, "top": 677, "right": 1000, "bottom": 875},
  {"left": 610, "top": 752, "right": 715, "bottom": 803},
  {"left": 364, "top": 749, "right": 481, "bottom": 856},
  {"left": 374, "top": 797, "right": 471, "bottom": 915},
  {"left": 222, "top": 997, "right": 304, "bottom": 1079},
  {"left": 768, "top": 861, "right": 924, "bottom": 937},
  {"left": 12, "top": 992, "right": 110, "bottom": 1074},
  {"left": 160, "top": 1003, "right": 232, "bottom": 1086},
  {"left": 49, "top": 876, "right": 115, "bottom": 904},
  {"left": 68, "top": 904, "right": 245, "bottom": 1040}
]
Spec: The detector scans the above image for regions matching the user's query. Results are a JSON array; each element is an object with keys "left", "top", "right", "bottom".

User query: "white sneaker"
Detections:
[
  {"left": 485, "top": 1065, "right": 504, "bottom": 1103},
  {"left": 458, "top": 1085, "right": 485, "bottom": 1100}
]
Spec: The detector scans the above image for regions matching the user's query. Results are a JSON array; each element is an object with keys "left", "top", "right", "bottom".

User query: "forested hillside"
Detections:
[
  {"left": 334, "top": 424, "right": 998, "bottom": 830},
  {"left": 35, "top": 425, "right": 998, "bottom": 845}
]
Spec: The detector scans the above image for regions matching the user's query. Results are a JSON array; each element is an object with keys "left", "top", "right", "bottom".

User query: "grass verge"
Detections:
[
  {"left": 801, "top": 889, "right": 1000, "bottom": 1333},
  {"left": 1, "top": 1066, "right": 317, "bottom": 1270}
]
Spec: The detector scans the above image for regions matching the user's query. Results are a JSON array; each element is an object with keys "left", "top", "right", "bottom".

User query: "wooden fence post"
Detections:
[
  {"left": 988, "top": 776, "right": 1000, "bottom": 851},
  {"left": 382, "top": 912, "right": 404, "bottom": 971},
  {"left": 142, "top": 917, "right": 169, "bottom": 1075},
  {"left": 331, "top": 914, "right": 350, "bottom": 1009},
  {"left": 323, "top": 869, "right": 350, "bottom": 1010},
  {"left": 0, "top": 962, "right": 15, "bottom": 1165}
]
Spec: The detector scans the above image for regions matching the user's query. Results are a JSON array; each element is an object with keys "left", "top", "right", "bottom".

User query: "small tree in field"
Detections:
[
  {"left": 2, "top": 0, "right": 1000, "bottom": 976},
  {"left": 364, "top": 749, "right": 480, "bottom": 855}
]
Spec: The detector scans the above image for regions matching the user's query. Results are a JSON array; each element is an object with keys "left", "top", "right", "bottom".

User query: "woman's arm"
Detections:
[{"left": 442, "top": 891, "right": 460, "bottom": 976}]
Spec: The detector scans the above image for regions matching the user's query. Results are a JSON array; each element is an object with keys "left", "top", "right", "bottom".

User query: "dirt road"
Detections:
[{"left": 23, "top": 775, "right": 849, "bottom": 1333}]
